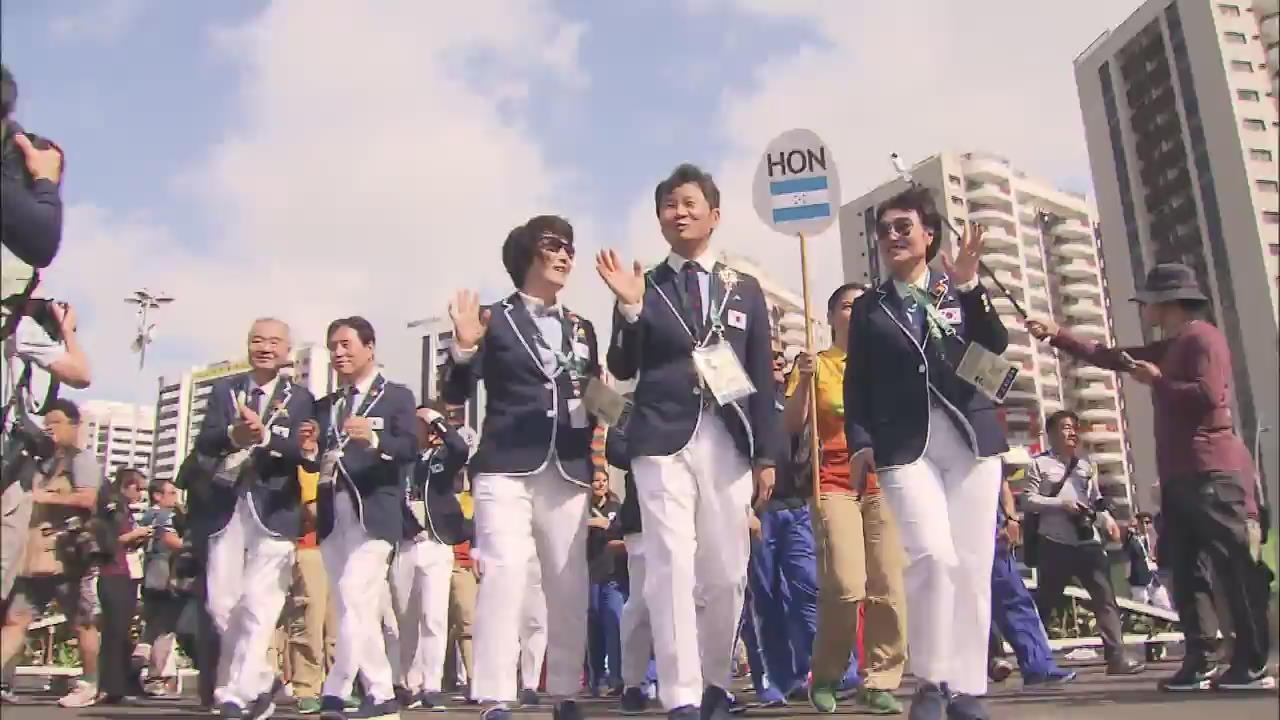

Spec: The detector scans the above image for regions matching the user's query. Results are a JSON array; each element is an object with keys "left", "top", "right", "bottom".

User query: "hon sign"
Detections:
[{"left": 752, "top": 128, "right": 841, "bottom": 237}]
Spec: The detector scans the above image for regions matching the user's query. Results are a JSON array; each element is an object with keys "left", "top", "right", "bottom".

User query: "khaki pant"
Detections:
[
  {"left": 810, "top": 491, "right": 908, "bottom": 690},
  {"left": 281, "top": 547, "right": 336, "bottom": 699},
  {"left": 443, "top": 565, "right": 477, "bottom": 689}
]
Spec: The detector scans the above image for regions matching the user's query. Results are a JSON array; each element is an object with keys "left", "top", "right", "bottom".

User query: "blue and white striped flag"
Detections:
[{"left": 769, "top": 175, "right": 831, "bottom": 223}]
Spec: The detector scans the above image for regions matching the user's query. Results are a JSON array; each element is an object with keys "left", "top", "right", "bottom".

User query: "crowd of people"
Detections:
[{"left": 1, "top": 60, "right": 1276, "bottom": 720}]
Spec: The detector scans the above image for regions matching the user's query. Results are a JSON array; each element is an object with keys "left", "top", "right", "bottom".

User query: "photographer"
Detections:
[
  {"left": 139, "top": 479, "right": 186, "bottom": 698},
  {"left": 0, "top": 64, "right": 64, "bottom": 269},
  {"left": 0, "top": 398, "right": 103, "bottom": 707},
  {"left": 1023, "top": 410, "right": 1144, "bottom": 676},
  {"left": 94, "top": 468, "right": 153, "bottom": 704}
]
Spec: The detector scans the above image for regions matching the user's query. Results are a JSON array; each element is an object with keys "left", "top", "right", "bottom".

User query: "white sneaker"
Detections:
[{"left": 58, "top": 680, "right": 101, "bottom": 708}]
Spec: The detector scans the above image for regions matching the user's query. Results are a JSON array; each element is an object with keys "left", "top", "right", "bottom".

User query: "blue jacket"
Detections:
[
  {"left": 314, "top": 374, "right": 418, "bottom": 545},
  {"left": 607, "top": 261, "right": 781, "bottom": 466},
  {"left": 844, "top": 271, "right": 1010, "bottom": 469},
  {"left": 402, "top": 418, "right": 472, "bottom": 545},
  {"left": 193, "top": 376, "right": 315, "bottom": 538},
  {"left": 443, "top": 293, "right": 600, "bottom": 486}
]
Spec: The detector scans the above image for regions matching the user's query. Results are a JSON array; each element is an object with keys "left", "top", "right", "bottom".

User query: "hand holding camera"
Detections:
[{"left": 12, "top": 132, "right": 62, "bottom": 184}]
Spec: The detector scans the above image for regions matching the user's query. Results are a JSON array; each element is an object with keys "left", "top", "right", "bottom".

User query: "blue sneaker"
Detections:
[{"left": 1023, "top": 669, "right": 1077, "bottom": 691}]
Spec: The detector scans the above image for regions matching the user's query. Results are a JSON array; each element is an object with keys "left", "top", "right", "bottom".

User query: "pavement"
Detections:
[{"left": 1, "top": 661, "right": 1276, "bottom": 719}]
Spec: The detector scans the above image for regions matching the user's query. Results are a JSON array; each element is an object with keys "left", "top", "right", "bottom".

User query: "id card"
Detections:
[
  {"left": 955, "top": 343, "right": 1019, "bottom": 402},
  {"left": 691, "top": 342, "right": 756, "bottom": 405},
  {"left": 583, "top": 377, "right": 628, "bottom": 427},
  {"left": 409, "top": 500, "right": 427, "bottom": 528},
  {"left": 319, "top": 449, "right": 342, "bottom": 486}
]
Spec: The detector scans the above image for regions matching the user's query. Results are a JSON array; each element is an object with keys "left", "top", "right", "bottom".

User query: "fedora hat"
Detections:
[{"left": 1132, "top": 263, "right": 1208, "bottom": 304}]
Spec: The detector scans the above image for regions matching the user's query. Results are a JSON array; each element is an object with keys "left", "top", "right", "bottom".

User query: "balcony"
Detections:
[
  {"left": 1064, "top": 301, "right": 1105, "bottom": 320},
  {"left": 1040, "top": 372, "right": 1061, "bottom": 388},
  {"left": 1054, "top": 219, "right": 1093, "bottom": 241},
  {"left": 1061, "top": 282, "right": 1102, "bottom": 298},
  {"left": 1041, "top": 398, "right": 1064, "bottom": 414},
  {"left": 1071, "top": 365, "right": 1112, "bottom": 382},
  {"left": 1004, "top": 410, "right": 1034, "bottom": 426},
  {"left": 983, "top": 252, "right": 1021, "bottom": 270},
  {"left": 983, "top": 227, "right": 1019, "bottom": 249},
  {"left": 1091, "top": 452, "right": 1128, "bottom": 467},
  {"left": 1075, "top": 323, "right": 1109, "bottom": 340},
  {"left": 965, "top": 156, "right": 1010, "bottom": 183},
  {"left": 1058, "top": 261, "right": 1097, "bottom": 279},
  {"left": 970, "top": 207, "right": 1017, "bottom": 228},
  {"left": 1052, "top": 242, "right": 1093, "bottom": 260},
  {"left": 993, "top": 270, "right": 1024, "bottom": 289},
  {"left": 1079, "top": 407, "right": 1118, "bottom": 423},
  {"left": 1004, "top": 389, "right": 1039, "bottom": 405},
  {"left": 1081, "top": 429, "right": 1123, "bottom": 444},
  {"left": 967, "top": 183, "right": 1008, "bottom": 204},
  {"left": 992, "top": 297, "right": 1017, "bottom": 315},
  {"left": 1073, "top": 384, "right": 1116, "bottom": 402},
  {"left": 1005, "top": 343, "right": 1031, "bottom": 360}
]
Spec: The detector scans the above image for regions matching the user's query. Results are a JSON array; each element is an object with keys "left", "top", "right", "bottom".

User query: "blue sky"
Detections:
[{"left": 2, "top": 0, "right": 1141, "bottom": 404}]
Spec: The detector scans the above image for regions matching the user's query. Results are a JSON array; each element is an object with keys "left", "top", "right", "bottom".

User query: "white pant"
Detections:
[
  {"left": 206, "top": 495, "right": 295, "bottom": 706},
  {"left": 877, "top": 407, "right": 1001, "bottom": 697},
  {"left": 321, "top": 492, "right": 396, "bottom": 703},
  {"left": 390, "top": 537, "right": 454, "bottom": 693},
  {"left": 520, "top": 555, "right": 547, "bottom": 691},
  {"left": 470, "top": 467, "right": 589, "bottom": 703},
  {"left": 620, "top": 533, "right": 652, "bottom": 688},
  {"left": 633, "top": 413, "right": 753, "bottom": 710},
  {"left": 1130, "top": 583, "right": 1172, "bottom": 610}
]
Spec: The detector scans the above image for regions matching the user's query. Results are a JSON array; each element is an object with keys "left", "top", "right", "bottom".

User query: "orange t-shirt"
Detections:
[{"left": 785, "top": 347, "right": 878, "bottom": 496}]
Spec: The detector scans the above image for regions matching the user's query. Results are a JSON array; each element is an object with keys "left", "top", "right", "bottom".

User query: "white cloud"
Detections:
[
  {"left": 618, "top": 0, "right": 1143, "bottom": 306},
  {"left": 54, "top": 0, "right": 591, "bottom": 403},
  {"left": 50, "top": 0, "right": 143, "bottom": 43}
]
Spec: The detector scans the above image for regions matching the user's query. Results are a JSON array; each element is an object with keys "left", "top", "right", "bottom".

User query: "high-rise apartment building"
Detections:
[
  {"left": 841, "top": 152, "right": 1137, "bottom": 515},
  {"left": 78, "top": 400, "right": 155, "bottom": 481},
  {"left": 1075, "top": 0, "right": 1279, "bottom": 506},
  {"left": 150, "top": 344, "right": 334, "bottom": 481}
]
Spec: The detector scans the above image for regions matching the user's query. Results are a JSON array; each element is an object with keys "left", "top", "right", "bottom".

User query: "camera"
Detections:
[
  {"left": 55, "top": 516, "right": 106, "bottom": 568},
  {"left": 139, "top": 506, "right": 174, "bottom": 529},
  {"left": 1074, "top": 497, "right": 1110, "bottom": 541}
]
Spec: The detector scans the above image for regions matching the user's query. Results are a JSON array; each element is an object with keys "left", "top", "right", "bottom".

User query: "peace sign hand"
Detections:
[
  {"left": 595, "top": 249, "right": 646, "bottom": 306},
  {"left": 449, "top": 290, "right": 491, "bottom": 351},
  {"left": 942, "top": 221, "right": 986, "bottom": 286}
]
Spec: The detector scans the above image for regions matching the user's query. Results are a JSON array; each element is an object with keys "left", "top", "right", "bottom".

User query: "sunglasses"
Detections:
[
  {"left": 876, "top": 218, "right": 915, "bottom": 238},
  {"left": 538, "top": 235, "right": 575, "bottom": 258}
]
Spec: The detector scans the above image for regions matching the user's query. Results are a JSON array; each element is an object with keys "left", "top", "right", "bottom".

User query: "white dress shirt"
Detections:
[{"left": 619, "top": 246, "right": 718, "bottom": 326}]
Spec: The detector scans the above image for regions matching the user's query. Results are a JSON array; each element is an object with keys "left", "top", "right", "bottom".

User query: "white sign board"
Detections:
[{"left": 752, "top": 128, "right": 841, "bottom": 236}]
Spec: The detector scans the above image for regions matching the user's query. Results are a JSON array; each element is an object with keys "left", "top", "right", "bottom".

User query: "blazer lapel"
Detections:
[
  {"left": 504, "top": 294, "right": 555, "bottom": 381},
  {"left": 876, "top": 282, "right": 923, "bottom": 351},
  {"left": 650, "top": 263, "right": 696, "bottom": 342},
  {"left": 262, "top": 379, "right": 292, "bottom": 428}
]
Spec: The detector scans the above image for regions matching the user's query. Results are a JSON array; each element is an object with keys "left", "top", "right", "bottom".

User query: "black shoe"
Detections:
[
  {"left": 988, "top": 659, "right": 1013, "bottom": 683},
  {"left": 669, "top": 705, "right": 699, "bottom": 720},
  {"left": 1105, "top": 657, "right": 1146, "bottom": 675},
  {"left": 1213, "top": 666, "right": 1278, "bottom": 691},
  {"left": 519, "top": 687, "right": 540, "bottom": 706},
  {"left": 394, "top": 685, "right": 418, "bottom": 709},
  {"left": 480, "top": 705, "right": 513, "bottom": 720},
  {"left": 1158, "top": 657, "right": 1217, "bottom": 692},
  {"left": 419, "top": 691, "right": 448, "bottom": 712},
  {"left": 219, "top": 701, "right": 246, "bottom": 719},
  {"left": 346, "top": 698, "right": 399, "bottom": 719},
  {"left": 946, "top": 693, "right": 991, "bottom": 720},
  {"left": 553, "top": 699, "right": 584, "bottom": 720},
  {"left": 700, "top": 686, "right": 735, "bottom": 720},
  {"left": 908, "top": 683, "right": 947, "bottom": 720},
  {"left": 620, "top": 686, "right": 650, "bottom": 715},
  {"left": 319, "top": 694, "right": 348, "bottom": 720}
]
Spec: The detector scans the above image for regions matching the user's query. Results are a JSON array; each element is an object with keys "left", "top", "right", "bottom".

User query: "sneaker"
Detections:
[
  {"left": 480, "top": 705, "right": 512, "bottom": 720},
  {"left": 752, "top": 686, "right": 786, "bottom": 708},
  {"left": 0, "top": 686, "right": 20, "bottom": 704},
  {"left": 700, "top": 685, "right": 736, "bottom": 719},
  {"left": 519, "top": 687, "right": 540, "bottom": 706},
  {"left": 418, "top": 691, "right": 447, "bottom": 711},
  {"left": 668, "top": 707, "right": 698, "bottom": 720},
  {"left": 988, "top": 659, "right": 1014, "bottom": 683},
  {"left": 553, "top": 699, "right": 584, "bottom": 720},
  {"left": 809, "top": 681, "right": 839, "bottom": 713},
  {"left": 319, "top": 694, "right": 348, "bottom": 720},
  {"left": 297, "top": 697, "right": 323, "bottom": 715},
  {"left": 246, "top": 692, "right": 277, "bottom": 720},
  {"left": 58, "top": 680, "right": 101, "bottom": 708},
  {"left": 1213, "top": 666, "right": 1277, "bottom": 691},
  {"left": 620, "top": 686, "right": 650, "bottom": 715},
  {"left": 1022, "top": 670, "right": 1077, "bottom": 690},
  {"left": 946, "top": 693, "right": 990, "bottom": 720},
  {"left": 1158, "top": 658, "right": 1217, "bottom": 692},
  {"left": 346, "top": 698, "right": 400, "bottom": 719},
  {"left": 854, "top": 687, "right": 904, "bottom": 714},
  {"left": 1105, "top": 657, "right": 1146, "bottom": 676},
  {"left": 907, "top": 683, "right": 946, "bottom": 720},
  {"left": 217, "top": 701, "right": 246, "bottom": 719}
]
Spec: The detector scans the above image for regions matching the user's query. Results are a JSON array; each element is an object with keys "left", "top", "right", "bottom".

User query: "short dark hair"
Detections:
[
  {"left": 501, "top": 215, "right": 574, "bottom": 288},
  {"left": 115, "top": 466, "right": 147, "bottom": 489},
  {"left": 654, "top": 163, "right": 720, "bottom": 213},
  {"left": 1046, "top": 410, "right": 1080, "bottom": 433},
  {"left": 45, "top": 398, "right": 80, "bottom": 424},
  {"left": 875, "top": 186, "right": 943, "bottom": 260},
  {"left": 827, "top": 282, "right": 871, "bottom": 315},
  {"left": 148, "top": 478, "right": 174, "bottom": 501},
  {"left": 326, "top": 316, "right": 376, "bottom": 347}
]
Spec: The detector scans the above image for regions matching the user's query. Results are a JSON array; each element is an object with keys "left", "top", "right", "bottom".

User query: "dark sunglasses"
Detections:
[
  {"left": 538, "top": 235, "right": 575, "bottom": 258},
  {"left": 876, "top": 218, "right": 915, "bottom": 238}
]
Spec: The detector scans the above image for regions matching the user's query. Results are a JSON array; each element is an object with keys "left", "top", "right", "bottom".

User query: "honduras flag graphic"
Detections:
[{"left": 769, "top": 175, "right": 831, "bottom": 224}]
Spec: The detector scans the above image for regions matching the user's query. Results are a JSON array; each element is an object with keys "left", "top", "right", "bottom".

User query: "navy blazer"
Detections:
[
  {"left": 314, "top": 374, "right": 418, "bottom": 545},
  {"left": 193, "top": 376, "right": 315, "bottom": 538},
  {"left": 844, "top": 270, "right": 1010, "bottom": 469},
  {"left": 402, "top": 419, "right": 472, "bottom": 545},
  {"left": 607, "top": 261, "right": 781, "bottom": 466},
  {"left": 443, "top": 293, "right": 601, "bottom": 486}
]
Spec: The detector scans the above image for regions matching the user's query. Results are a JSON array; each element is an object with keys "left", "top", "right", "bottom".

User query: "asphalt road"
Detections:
[{"left": 1, "top": 661, "right": 1276, "bottom": 719}]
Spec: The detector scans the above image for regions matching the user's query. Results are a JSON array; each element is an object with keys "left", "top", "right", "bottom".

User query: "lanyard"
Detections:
[
  {"left": 528, "top": 308, "right": 586, "bottom": 378},
  {"left": 906, "top": 285, "right": 956, "bottom": 342}
]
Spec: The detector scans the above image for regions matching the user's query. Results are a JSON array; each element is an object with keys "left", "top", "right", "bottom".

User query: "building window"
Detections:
[
  {"left": 1224, "top": 31, "right": 1248, "bottom": 44},
  {"left": 948, "top": 174, "right": 961, "bottom": 187},
  {"left": 1230, "top": 60, "right": 1253, "bottom": 72},
  {"left": 1244, "top": 118, "right": 1268, "bottom": 131},
  {"left": 950, "top": 195, "right": 964, "bottom": 207},
  {"left": 1217, "top": 4, "right": 1241, "bottom": 17},
  {"left": 1250, "top": 148, "right": 1274, "bottom": 162},
  {"left": 1258, "top": 179, "right": 1280, "bottom": 193},
  {"left": 1263, "top": 212, "right": 1280, "bottom": 225},
  {"left": 1238, "top": 88, "right": 1261, "bottom": 101}
]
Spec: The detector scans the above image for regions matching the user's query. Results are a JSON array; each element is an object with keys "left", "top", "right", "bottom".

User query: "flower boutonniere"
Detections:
[
  {"left": 271, "top": 400, "right": 289, "bottom": 421},
  {"left": 931, "top": 277, "right": 949, "bottom": 304},
  {"left": 718, "top": 267, "right": 741, "bottom": 292}
]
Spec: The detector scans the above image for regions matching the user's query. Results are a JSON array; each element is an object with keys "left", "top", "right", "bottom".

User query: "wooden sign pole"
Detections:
[{"left": 798, "top": 232, "right": 822, "bottom": 508}]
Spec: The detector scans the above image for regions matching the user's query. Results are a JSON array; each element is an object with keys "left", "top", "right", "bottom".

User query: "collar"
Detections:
[
  {"left": 518, "top": 291, "right": 563, "bottom": 318},
  {"left": 666, "top": 246, "right": 717, "bottom": 275},
  {"left": 892, "top": 265, "right": 931, "bottom": 300},
  {"left": 341, "top": 369, "right": 381, "bottom": 399},
  {"left": 1047, "top": 448, "right": 1079, "bottom": 466},
  {"left": 246, "top": 374, "right": 281, "bottom": 399}
]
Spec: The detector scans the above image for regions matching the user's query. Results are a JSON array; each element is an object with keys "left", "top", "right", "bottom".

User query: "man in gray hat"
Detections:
[{"left": 1028, "top": 263, "right": 1273, "bottom": 693}]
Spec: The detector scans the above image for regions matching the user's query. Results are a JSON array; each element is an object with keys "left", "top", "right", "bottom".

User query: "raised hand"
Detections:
[
  {"left": 1026, "top": 319, "right": 1058, "bottom": 341},
  {"left": 231, "top": 402, "right": 265, "bottom": 448},
  {"left": 595, "top": 249, "right": 646, "bottom": 306},
  {"left": 449, "top": 290, "right": 491, "bottom": 351},
  {"left": 941, "top": 221, "right": 986, "bottom": 286}
]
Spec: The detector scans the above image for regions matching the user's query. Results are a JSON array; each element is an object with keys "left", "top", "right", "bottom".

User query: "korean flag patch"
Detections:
[
  {"left": 939, "top": 307, "right": 962, "bottom": 326},
  {"left": 727, "top": 309, "right": 747, "bottom": 330},
  {"left": 369, "top": 416, "right": 385, "bottom": 431}
]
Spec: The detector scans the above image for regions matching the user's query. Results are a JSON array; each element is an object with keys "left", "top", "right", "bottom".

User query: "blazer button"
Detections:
[
  {"left": 692, "top": 387, "right": 701, "bottom": 396},
  {"left": 546, "top": 409, "right": 556, "bottom": 418},
  {"left": 918, "top": 364, "right": 926, "bottom": 374}
]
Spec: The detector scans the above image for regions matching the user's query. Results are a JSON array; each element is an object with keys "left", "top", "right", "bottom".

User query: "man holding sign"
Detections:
[
  {"left": 597, "top": 164, "right": 781, "bottom": 720},
  {"left": 843, "top": 187, "right": 1007, "bottom": 720}
]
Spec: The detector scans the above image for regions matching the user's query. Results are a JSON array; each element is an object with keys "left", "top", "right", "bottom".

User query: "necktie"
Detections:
[
  {"left": 682, "top": 260, "right": 704, "bottom": 336},
  {"left": 338, "top": 386, "right": 357, "bottom": 429},
  {"left": 247, "top": 388, "right": 264, "bottom": 416}
]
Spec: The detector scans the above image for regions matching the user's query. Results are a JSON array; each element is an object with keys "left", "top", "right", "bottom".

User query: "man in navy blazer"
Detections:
[
  {"left": 194, "top": 318, "right": 315, "bottom": 719},
  {"left": 843, "top": 187, "right": 1008, "bottom": 720},
  {"left": 310, "top": 316, "right": 417, "bottom": 720},
  {"left": 598, "top": 164, "right": 780, "bottom": 720},
  {"left": 444, "top": 216, "right": 598, "bottom": 720}
]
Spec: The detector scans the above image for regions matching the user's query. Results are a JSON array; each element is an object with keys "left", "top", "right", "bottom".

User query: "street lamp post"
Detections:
[{"left": 124, "top": 289, "right": 173, "bottom": 476}]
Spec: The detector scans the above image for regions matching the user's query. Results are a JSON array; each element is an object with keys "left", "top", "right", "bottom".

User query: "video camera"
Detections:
[{"left": 1074, "top": 497, "right": 1112, "bottom": 541}]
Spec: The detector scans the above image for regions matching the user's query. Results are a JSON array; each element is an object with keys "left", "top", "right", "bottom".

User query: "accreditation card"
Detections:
[
  {"left": 955, "top": 342, "right": 1019, "bottom": 403},
  {"left": 692, "top": 342, "right": 756, "bottom": 405}
]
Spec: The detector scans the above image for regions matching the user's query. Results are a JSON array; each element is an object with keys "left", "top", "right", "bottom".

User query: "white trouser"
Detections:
[
  {"left": 620, "top": 533, "right": 652, "bottom": 688},
  {"left": 1131, "top": 582, "right": 1172, "bottom": 610},
  {"left": 380, "top": 578, "right": 401, "bottom": 683},
  {"left": 390, "top": 536, "right": 454, "bottom": 693},
  {"left": 470, "top": 466, "right": 589, "bottom": 703},
  {"left": 206, "top": 495, "right": 295, "bottom": 706},
  {"left": 877, "top": 407, "right": 1001, "bottom": 697},
  {"left": 633, "top": 412, "right": 753, "bottom": 710},
  {"left": 320, "top": 491, "right": 396, "bottom": 704},
  {"left": 0, "top": 482, "right": 33, "bottom": 601},
  {"left": 520, "top": 555, "right": 547, "bottom": 691}
]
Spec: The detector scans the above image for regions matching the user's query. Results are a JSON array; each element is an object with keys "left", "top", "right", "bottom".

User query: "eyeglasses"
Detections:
[
  {"left": 538, "top": 235, "right": 575, "bottom": 258},
  {"left": 876, "top": 218, "right": 915, "bottom": 238}
]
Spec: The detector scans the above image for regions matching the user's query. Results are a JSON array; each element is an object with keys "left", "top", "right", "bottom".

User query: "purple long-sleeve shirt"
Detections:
[{"left": 1050, "top": 321, "right": 1256, "bottom": 513}]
